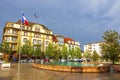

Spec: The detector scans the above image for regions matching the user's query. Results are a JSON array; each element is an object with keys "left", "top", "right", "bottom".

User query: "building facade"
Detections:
[
  {"left": 2, "top": 20, "right": 53, "bottom": 54},
  {"left": 2, "top": 20, "right": 81, "bottom": 60},
  {"left": 84, "top": 41, "right": 104, "bottom": 56},
  {"left": 54, "top": 34, "right": 80, "bottom": 51}
]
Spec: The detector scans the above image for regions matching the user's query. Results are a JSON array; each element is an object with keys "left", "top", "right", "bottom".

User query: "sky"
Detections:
[{"left": 1, "top": 0, "right": 120, "bottom": 49}]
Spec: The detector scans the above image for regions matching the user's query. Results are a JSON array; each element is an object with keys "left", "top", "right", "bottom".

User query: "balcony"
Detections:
[
  {"left": 4, "top": 40, "right": 17, "bottom": 44},
  {"left": 4, "top": 33, "right": 18, "bottom": 37}
]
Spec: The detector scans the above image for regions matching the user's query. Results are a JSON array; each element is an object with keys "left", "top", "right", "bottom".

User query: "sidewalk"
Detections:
[{"left": 0, "top": 63, "right": 120, "bottom": 80}]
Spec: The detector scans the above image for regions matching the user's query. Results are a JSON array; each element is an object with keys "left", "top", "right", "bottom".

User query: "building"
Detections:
[
  {"left": 54, "top": 34, "right": 80, "bottom": 51},
  {"left": 84, "top": 41, "right": 104, "bottom": 56},
  {"left": 2, "top": 20, "right": 53, "bottom": 54},
  {"left": 2, "top": 20, "right": 81, "bottom": 60}
]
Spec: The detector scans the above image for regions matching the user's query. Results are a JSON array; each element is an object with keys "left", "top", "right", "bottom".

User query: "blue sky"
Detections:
[{"left": 1, "top": 0, "right": 120, "bottom": 48}]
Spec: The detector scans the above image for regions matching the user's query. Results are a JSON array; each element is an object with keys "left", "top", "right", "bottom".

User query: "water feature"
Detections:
[
  {"left": 44, "top": 62, "right": 99, "bottom": 67},
  {"left": 33, "top": 61, "right": 110, "bottom": 73}
]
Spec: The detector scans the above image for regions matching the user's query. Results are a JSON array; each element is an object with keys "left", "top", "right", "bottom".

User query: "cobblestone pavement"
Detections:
[{"left": 0, "top": 63, "right": 120, "bottom": 80}]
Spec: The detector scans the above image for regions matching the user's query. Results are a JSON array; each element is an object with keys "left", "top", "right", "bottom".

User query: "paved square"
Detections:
[{"left": 0, "top": 63, "right": 120, "bottom": 80}]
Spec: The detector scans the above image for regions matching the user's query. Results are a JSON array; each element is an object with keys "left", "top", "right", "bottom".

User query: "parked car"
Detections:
[
  {"left": 61, "top": 59, "right": 67, "bottom": 62},
  {"left": 73, "top": 59, "right": 78, "bottom": 62},
  {"left": 78, "top": 59, "right": 83, "bottom": 62},
  {"left": 28, "top": 59, "right": 34, "bottom": 63},
  {"left": 19, "top": 59, "right": 27, "bottom": 63},
  {"left": 34, "top": 59, "right": 41, "bottom": 63}
]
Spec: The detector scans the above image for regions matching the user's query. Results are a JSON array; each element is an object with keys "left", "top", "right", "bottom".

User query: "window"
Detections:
[
  {"left": 34, "top": 46, "right": 37, "bottom": 50},
  {"left": 38, "top": 34, "right": 41, "bottom": 38},
  {"left": 46, "top": 46, "right": 48, "bottom": 50},
  {"left": 34, "top": 34, "right": 36, "bottom": 37},
  {"left": 33, "top": 39, "right": 37, "bottom": 44},
  {"left": 34, "top": 34, "right": 41, "bottom": 38},
  {"left": 35, "top": 27, "right": 38, "bottom": 31},
  {"left": 11, "top": 44, "right": 15, "bottom": 49},
  {"left": 12, "top": 30, "right": 17, "bottom": 34},
  {"left": 7, "top": 30, "right": 10, "bottom": 34},
  {"left": 38, "top": 28, "right": 40, "bottom": 32},
  {"left": 10, "top": 24, "right": 13, "bottom": 26},
  {"left": 23, "top": 26, "right": 25, "bottom": 29},
  {"left": 23, "top": 38, "right": 27, "bottom": 42},
  {"left": 30, "top": 27, "right": 32, "bottom": 31},
  {"left": 38, "top": 40, "right": 41, "bottom": 44},
  {"left": 46, "top": 35, "right": 49, "bottom": 39},
  {"left": 34, "top": 34, "right": 38, "bottom": 38},
  {"left": 11, "top": 37, "right": 17, "bottom": 41},
  {"left": 27, "top": 27, "right": 29, "bottom": 30},
  {"left": 24, "top": 32, "right": 28, "bottom": 36},
  {"left": 6, "top": 37, "right": 10, "bottom": 42},
  {"left": 46, "top": 41, "right": 49, "bottom": 45}
]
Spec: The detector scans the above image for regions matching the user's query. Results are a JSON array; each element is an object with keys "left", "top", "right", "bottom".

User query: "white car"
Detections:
[
  {"left": 34, "top": 59, "right": 41, "bottom": 63},
  {"left": 19, "top": 59, "right": 27, "bottom": 63},
  {"left": 61, "top": 59, "right": 66, "bottom": 62},
  {"left": 28, "top": 59, "right": 34, "bottom": 63}
]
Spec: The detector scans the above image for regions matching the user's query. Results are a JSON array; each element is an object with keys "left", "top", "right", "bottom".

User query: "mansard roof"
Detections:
[{"left": 16, "top": 20, "right": 51, "bottom": 30}]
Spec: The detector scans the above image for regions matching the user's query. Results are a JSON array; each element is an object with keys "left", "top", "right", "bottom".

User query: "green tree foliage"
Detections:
[
  {"left": 34, "top": 44, "right": 41, "bottom": 59},
  {"left": 2, "top": 42, "right": 12, "bottom": 61},
  {"left": 101, "top": 30, "right": 120, "bottom": 64},
  {"left": 53, "top": 44, "right": 61, "bottom": 61},
  {"left": 21, "top": 40, "right": 34, "bottom": 56},
  {"left": 45, "top": 43, "right": 54, "bottom": 58},
  {"left": 69, "top": 48, "right": 75, "bottom": 58},
  {"left": 75, "top": 47, "right": 82, "bottom": 59},
  {"left": 2, "top": 42, "right": 12, "bottom": 54},
  {"left": 61, "top": 45, "right": 68, "bottom": 59},
  {"left": 92, "top": 50, "right": 100, "bottom": 62},
  {"left": 0, "top": 43, "right": 3, "bottom": 52},
  {"left": 84, "top": 50, "right": 91, "bottom": 59}
]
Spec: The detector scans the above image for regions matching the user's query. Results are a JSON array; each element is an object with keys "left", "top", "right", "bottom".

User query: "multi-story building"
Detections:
[
  {"left": 64, "top": 37, "right": 80, "bottom": 50},
  {"left": 2, "top": 20, "right": 81, "bottom": 60},
  {"left": 84, "top": 41, "right": 104, "bottom": 56},
  {"left": 2, "top": 20, "right": 53, "bottom": 54},
  {"left": 54, "top": 34, "right": 80, "bottom": 50}
]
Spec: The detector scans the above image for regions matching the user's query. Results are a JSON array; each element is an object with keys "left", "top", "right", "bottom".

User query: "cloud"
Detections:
[
  {"left": 105, "top": 0, "right": 120, "bottom": 18},
  {"left": 1, "top": 0, "right": 120, "bottom": 44}
]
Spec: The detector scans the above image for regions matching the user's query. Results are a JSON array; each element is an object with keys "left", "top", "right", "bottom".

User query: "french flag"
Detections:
[{"left": 22, "top": 11, "right": 28, "bottom": 26}]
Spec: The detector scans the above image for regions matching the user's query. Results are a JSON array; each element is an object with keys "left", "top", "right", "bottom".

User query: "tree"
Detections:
[
  {"left": 45, "top": 43, "right": 54, "bottom": 59},
  {"left": 61, "top": 45, "right": 68, "bottom": 59},
  {"left": 53, "top": 44, "right": 61, "bottom": 61},
  {"left": 34, "top": 44, "right": 41, "bottom": 59},
  {"left": 2, "top": 42, "right": 12, "bottom": 61},
  {"left": 0, "top": 43, "right": 3, "bottom": 52},
  {"left": 21, "top": 40, "right": 34, "bottom": 58},
  {"left": 69, "top": 48, "right": 75, "bottom": 59},
  {"left": 101, "top": 30, "right": 120, "bottom": 64},
  {"left": 92, "top": 50, "right": 100, "bottom": 62},
  {"left": 75, "top": 47, "right": 82, "bottom": 59},
  {"left": 84, "top": 50, "right": 91, "bottom": 59}
]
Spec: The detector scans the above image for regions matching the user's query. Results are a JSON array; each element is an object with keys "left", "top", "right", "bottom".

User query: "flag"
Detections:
[
  {"left": 22, "top": 11, "right": 28, "bottom": 26},
  {"left": 34, "top": 13, "right": 38, "bottom": 18}
]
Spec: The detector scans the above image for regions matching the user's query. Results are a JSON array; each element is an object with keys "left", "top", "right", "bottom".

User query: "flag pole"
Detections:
[
  {"left": 17, "top": 18, "right": 22, "bottom": 80},
  {"left": 17, "top": 11, "right": 28, "bottom": 80}
]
